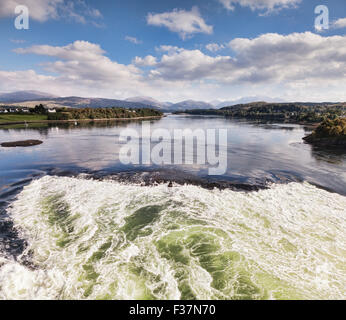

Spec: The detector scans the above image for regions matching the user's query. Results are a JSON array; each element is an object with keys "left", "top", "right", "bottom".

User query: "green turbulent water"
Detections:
[{"left": 0, "top": 176, "right": 345, "bottom": 300}]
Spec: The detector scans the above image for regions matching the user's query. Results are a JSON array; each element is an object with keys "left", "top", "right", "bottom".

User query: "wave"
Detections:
[{"left": 0, "top": 176, "right": 345, "bottom": 300}]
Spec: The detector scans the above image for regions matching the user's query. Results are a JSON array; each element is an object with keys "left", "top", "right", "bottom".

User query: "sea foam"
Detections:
[{"left": 0, "top": 176, "right": 345, "bottom": 300}]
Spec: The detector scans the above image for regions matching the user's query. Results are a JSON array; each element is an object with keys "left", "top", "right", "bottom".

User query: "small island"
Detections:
[
  {"left": 303, "top": 118, "right": 346, "bottom": 147},
  {"left": 1, "top": 140, "right": 43, "bottom": 147}
]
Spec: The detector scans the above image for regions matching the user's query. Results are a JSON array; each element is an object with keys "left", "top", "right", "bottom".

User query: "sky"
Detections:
[{"left": 0, "top": 0, "right": 346, "bottom": 103}]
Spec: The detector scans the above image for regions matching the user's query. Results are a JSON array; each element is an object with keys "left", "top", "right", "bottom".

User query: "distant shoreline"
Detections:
[
  {"left": 175, "top": 113, "right": 320, "bottom": 128},
  {"left": 0, "top": 115, "right": 163, "bottom": 126}
]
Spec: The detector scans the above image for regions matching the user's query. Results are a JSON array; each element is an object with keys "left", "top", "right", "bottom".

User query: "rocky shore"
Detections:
[{"left": 303, "top": 118, "right": 346, "bottom": 148}]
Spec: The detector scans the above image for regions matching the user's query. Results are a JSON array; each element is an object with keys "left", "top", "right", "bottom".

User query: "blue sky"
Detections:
[{"left": 0, "top": 0, "right": 346, "bottom": 102}]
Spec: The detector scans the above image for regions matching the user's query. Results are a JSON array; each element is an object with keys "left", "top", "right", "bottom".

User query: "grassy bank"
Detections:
[
  {"left": 0, "top": 107, "right": 163, "bottom": 126},
  {"left": 0, "top": 114, "right": 48, "bottom": 124}
]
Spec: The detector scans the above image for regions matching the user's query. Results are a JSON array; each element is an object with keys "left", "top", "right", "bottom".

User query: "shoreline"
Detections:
[
  {"left": 175, "top": 113, "right": 321, "bottom": 127},
  {"left": 0, "top": 115, "right": 163, "bottom": 126}
]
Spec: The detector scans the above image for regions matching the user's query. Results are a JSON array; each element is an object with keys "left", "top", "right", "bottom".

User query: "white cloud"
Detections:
[
  {"left": 125, "top": 36, "right": 142, "bottom": 44},
  {"left": 153, "top": 49, "right": 233, "bottom": 81},
  {"left": 147, "top": 6, "right": 213, "bottom": 40},
  {"left": 227, "top": 32, "right": 346, "bottom": 84},
  {"left": 334, "top": 18, "right": 346, "bottom": 29},
  {"left": 155, "top": 45, "right": 184, "bottom": 54},
  {"left": 0, "top": 69, "right": 68, "bottom": 98},
  {"left": 219, "top": 0, "right": 301, "bottom": 13},
  {"left": 15, "top": 41, "right": 106, "bottom": 61},
  {"left": 146, "top": 32, "right": 346, "bottom": 86},
  {"left": 5, "top": 41, "right": 220, "bottom": 101},
  {"left": 205, "top": 43, "right": 225, "bottom": 52},
  {"left": 0, "top": 0, "right": 102, "bottom": 24},
  {"left": 5, "top": 32, "right": 346, "bottom": 103},
  {"left": 133, "top": 55, "right": 157, "bottom": 67},
  {"left": 0, "top": 0, "right": 61, "bottom": 21},
  {"left": 14, "top": 41, "right": 144, "bottom": 96}
]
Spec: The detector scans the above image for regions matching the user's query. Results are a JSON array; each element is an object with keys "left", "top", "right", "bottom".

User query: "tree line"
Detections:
[
  {"left": 43, "top": 106, "right": 162, "bottom": 120},
  {"left": 176, "top": 103, "right": 345, "bottom": 123}
]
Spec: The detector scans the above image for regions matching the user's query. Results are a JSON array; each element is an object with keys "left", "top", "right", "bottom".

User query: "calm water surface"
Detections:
[{"left": 1, "top": 114, "right": 345, "bottom": 195}]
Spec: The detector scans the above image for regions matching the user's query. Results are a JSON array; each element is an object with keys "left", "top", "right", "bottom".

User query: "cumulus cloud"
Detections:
[
  {"left": 218, "top": 0, "right": 301, "bottom": 13},
  {"left": 146, "top": 32, "right": 346, "bottom": 87},
  {"left": 0, "top": 0, "right": 61, "bottom": 21},
  {"left": 5, "top": 41, "right": 219, "bottom": 101},
  {"left": 0, "top": 0, "right": 102, "bottom": 24},
  {"left": 333, "top": 18, "right": 346, "bottom": 29},
  {"left": 152, "top": 49, "right": 233, "bottom": 81},
  {"left": 133, "top": 55, "right": 157, "bottom": 67},
  {"left": 205, "top": 43, "right": 225, "bottom": 52},
  {"left": 155, "top": 45, "right": 184, "bottom": 54},
  {"left": 228, "top": 32, "right": 346, "bottom": 83},
  {"left": 125, "top": 36, "right": 142, "bottom": 44},
  {"left": 14, "top": 41, "right": 144, "bottom": 96},
  {"left": 5, "top": 32, "right": 346, "bottom": 102},
  {"left": 15, "top": 41, "right": 106, "bottom": 61},
  {"left": 147, "top": 6, "right": 213, "bottom": 40}
]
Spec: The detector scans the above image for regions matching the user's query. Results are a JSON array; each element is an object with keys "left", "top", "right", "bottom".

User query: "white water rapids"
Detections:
[{"left": 0, "top": 176, "right": 345, "bottom": 300}]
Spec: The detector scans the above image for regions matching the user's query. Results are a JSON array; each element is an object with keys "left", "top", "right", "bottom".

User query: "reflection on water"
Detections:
[
  {"left": 0, "top": 115, "right": 345, "bottom": 195},
  {"left": 0, "top": 119, "right": 145, "bottom": 135},
  {"left": 309, "top": 145, "right": 346, "bottom": 165}
]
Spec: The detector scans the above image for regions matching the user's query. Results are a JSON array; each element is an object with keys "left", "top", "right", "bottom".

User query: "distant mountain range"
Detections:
[
  {"left": 0, "top": 91, "right": 158, "bottom": 110},
  {"left": 170, "top": 100, "right": 215, "bottom": 111},
  {"left": 125, "top": 96, "right": 173, "bottom": 109},
  {"left": 0, "top": 91, "right": 217, "bottom": 111},
  {"left": 126, "top": 97, "right": 215, "bottom": 110},
  {"left": 212, "top": 96, "right": 287, "bottom": 108},
  {"left": 0, "top": 90, "right": 341, "bottom": 111},
  {"left": 0, "top": 90, "right": 58, "bottom": 102}
]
